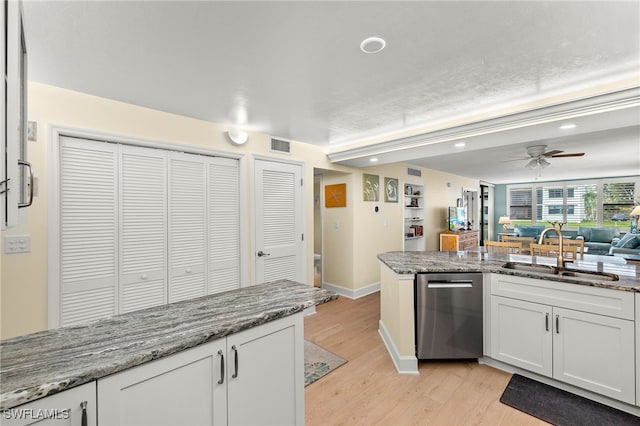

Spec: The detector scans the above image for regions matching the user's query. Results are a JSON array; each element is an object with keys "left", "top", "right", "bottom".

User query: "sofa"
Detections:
[
  {"left": 576, "top": 227, "right": 620, "bottom": 255},
  {"left": 513, "top": 225, "right": 546, "bottom": 241}
]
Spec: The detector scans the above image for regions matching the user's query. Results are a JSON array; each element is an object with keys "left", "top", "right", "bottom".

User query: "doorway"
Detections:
[{"left": 313, "top": 174, "right": 323, "bottom": 287}]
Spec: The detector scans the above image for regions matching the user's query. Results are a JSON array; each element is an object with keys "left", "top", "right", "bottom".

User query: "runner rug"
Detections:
[
  {"left": 304, "top": 340, "right": 347, "bottom": 386},
  {"left": 500, "top": 374, "right": 639, "bottom": 426}
]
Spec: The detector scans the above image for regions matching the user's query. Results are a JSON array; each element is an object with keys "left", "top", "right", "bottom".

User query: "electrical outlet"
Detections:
[{"left": 4, "top": 235, "right": 31, "bottom": 254}]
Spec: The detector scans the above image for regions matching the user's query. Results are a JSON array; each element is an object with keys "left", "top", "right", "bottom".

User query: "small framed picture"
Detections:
[{"left": 384, "top": 177, "right": 398, "bottom": 203}]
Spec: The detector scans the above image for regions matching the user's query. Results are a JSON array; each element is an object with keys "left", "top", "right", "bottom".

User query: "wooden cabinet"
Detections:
[
  {"left": 490, "top": 274, "right": 635, "bottom": 404},
  {"left": 98, "top": 313, "right": 304, "bottom": 425},
  {"left": 439, "top": 230, "right": 478, "bottom": 251},
  {"left": 1, "top": 382, "right": 97, "bottom": 426},
  {"left": 403, "top": 183, "right": 425, "bottom": 251}
]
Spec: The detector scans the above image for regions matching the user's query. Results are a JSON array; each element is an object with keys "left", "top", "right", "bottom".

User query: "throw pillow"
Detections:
[
  {"left": 615, "top": 233, "right": 636, "bottom": 248},
  {"left": 619, "top": 234, "right": 640, "bottom": 249}
]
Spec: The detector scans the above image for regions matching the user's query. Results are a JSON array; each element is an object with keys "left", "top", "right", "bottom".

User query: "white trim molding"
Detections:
[
  {"left": 321, "top": 281, "right": 380, "bottom": 299},
  {"left": 378, "top": 320, "right": 419, "bottom": 375}
]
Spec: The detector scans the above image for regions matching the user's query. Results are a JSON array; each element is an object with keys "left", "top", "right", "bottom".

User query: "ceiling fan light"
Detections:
[
  {"left": 540, "top": 158, "right": 551, "bottom": 168},
  {"left": 525, "top": 159, "right": 538, "bottom": 169}
]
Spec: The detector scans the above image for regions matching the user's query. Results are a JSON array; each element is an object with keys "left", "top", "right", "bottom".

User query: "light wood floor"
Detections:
[{"left": 304, "top": 292, "right": 549, "bottom": 426}]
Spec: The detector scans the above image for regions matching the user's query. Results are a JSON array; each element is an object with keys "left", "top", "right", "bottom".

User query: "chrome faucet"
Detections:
[{"left": 538, "top": 222, "right": 570, "bottom": 268}]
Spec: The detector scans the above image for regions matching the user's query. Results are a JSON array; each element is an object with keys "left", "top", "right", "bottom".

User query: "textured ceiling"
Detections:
[{"left": 21, "top": 0, "right": 640, "bottom": 183}]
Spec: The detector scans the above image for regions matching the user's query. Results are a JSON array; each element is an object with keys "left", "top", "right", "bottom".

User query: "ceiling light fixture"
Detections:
[
  {"left": 360, "top": 36, "right": 386, "bottom": 54},
  {"left": 225, "top": 130, "right": 248, "bottom": 145},
  {"left": 454, "top": 142, "right": 465, "bottom": 148},
  {"left": 559, "top": 123, "right": 576, "bottom": 130},
  {"left": 370, "top": 157, "right": 379, "bottom": 163}
]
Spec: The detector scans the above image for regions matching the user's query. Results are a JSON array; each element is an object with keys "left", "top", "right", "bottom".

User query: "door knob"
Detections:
[{"left": 257, "top": 250, "right": 271, "bottom": 257}]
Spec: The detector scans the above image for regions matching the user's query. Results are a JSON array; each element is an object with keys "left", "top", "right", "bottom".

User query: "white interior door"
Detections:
[{"left": 254, "top": 159, "right": 305, "bottom": 284}]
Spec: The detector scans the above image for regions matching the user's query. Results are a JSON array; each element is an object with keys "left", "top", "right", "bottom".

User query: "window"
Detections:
[
  {"left": 507, "top": 178, "right": 638, "bottom": 231},
  {"left": 548, "top": 188, "right": 563, "bottom": 198},
  {"left": 548, "top": 205, "right": 563, "bottom": 215}
]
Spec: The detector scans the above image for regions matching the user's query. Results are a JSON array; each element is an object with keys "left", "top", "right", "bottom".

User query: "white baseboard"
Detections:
[
  {"left": 378, "top": 320, "right": 419, "bottom": 375},
  {"left": 322, "top": 281, "right": 380, "bottom": 299},
  {"left": 303, "top": 305, "right": 317, "bottom": 316}
]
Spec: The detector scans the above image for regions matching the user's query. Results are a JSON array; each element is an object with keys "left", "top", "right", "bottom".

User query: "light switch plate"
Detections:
[{"left": 4, "top": 235, "right": 31, "bottom": 253}]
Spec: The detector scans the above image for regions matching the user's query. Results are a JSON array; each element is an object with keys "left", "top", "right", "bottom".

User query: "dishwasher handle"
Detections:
[{"left": 426, "top": 280, "right": 473, "bottom": 288}]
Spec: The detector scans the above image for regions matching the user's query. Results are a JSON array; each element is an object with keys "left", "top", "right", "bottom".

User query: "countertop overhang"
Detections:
[
  {"left": 378, "top": 251, "right": 640, "bottom": 292},
  {"left": 0, "top": 280, "right": 337, "bottom": 410}
]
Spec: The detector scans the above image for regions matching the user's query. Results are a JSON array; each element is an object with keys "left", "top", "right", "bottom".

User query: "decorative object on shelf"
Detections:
[
  {"left": 498, "top": 216, "right": 511, "bottom": 232},
  {"left": 630, "top": 205, "right": 640, "bottom": 234},
  {"left": 324, "top": 183, "right": 347, "bottom": 208},
  {"left": 384, "top": 177, "right": 398, "bottom": 203},
  {"left": 362, "top": 173, "right": 379, "bottom": 201},
  {"left": 405, "top": 185, "right": 413, "bottom": 195}
]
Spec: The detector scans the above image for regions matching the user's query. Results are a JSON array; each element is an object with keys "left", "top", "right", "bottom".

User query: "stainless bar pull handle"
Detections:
[
  {"left": 555, "top": 314, "right": 560, "bottom": 334},
  {"left": 545, "top": 313, "right": 549, "bottom": 331},
  {"left": 80, "top": 401, "right": 88, "bottom": 426},
  {"left": 427, "top": 283, "right": 472, "bottom": 288},
  {"left": 17, "top": 160, "right": 33, "bottom": 208},
  {"left": 217, "top": 350, "right": 225, "bottom": 384},
  {"left": 232, "top": 345, "right": 239, "bottom": 378}
]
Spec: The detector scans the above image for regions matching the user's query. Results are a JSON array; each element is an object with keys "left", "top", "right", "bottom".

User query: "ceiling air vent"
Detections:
[
  {"left": 407, "top": 167, "right": 422, "bottom": 177},
  {"left": 271, "top": 138, "right": 291, "bottom": 154}
]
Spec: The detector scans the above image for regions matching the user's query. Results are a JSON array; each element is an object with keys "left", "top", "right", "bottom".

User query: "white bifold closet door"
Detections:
[{"left": 57, "top": 137, "right": 240, "bottom": 327}]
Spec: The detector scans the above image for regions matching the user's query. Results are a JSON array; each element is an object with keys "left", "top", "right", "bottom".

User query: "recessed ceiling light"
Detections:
[
  {"left": 360, "top": 36, "right": 386, "bottom": 54},
  {"left": 370, "top": 157, "right": 379, "bottom": 163},
  {"left": 560, "top": 123, "right": 576, "bottom": 130},
  {"left": 454, "top": 142, "right": 465, "bottom": 148}
]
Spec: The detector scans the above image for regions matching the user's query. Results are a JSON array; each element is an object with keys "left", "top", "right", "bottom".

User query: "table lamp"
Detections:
[
  {"left": 631, "top": 206, "right": 640, "bottom": 234},
  {"left": 498, "top": 216, "right": 511, "bottom": 232}
]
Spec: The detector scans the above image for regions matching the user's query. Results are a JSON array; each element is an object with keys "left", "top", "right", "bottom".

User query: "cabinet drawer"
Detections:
[{"left": 490, "top": 273, "right": 634, "bottom": 320}]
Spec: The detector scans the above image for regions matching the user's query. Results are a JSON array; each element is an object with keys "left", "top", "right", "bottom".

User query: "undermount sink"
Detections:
[
  {"left": 557, "top": 270, "right": 619, "bottom": 281},
  {"left": 501, "top": 262, "right": 619, "bottom": 281},
  {"left": 501, "top": 262, "right": 558, "bottom": 274}
]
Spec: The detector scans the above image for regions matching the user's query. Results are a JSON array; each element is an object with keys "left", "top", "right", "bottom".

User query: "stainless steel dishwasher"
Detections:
[{"left": 415, "top": 272, "right": 483, "bottom": 359}]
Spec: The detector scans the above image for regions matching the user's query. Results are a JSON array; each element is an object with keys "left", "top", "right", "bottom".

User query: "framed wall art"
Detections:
[
  {"left": 362, "top": 174, "right": 379, "bottom": 201},
  {"left": 325, "top": 183, "right": 347, "bottom": 208},
  {"left": 384, "top": 177, "right": 398, "bottom": 203}
]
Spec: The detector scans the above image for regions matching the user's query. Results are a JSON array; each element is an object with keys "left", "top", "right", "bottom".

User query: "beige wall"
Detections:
[{"left": 1, "top": 82, "right": 480, "bottom": 339}]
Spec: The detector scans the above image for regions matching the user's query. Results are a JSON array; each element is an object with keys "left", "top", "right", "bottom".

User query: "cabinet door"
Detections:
[
  {"left": 439, "top": 234, "right": 458, "bottom": 251},
  {"left": 1, "top": 382, "right": 96, "bottom": 426},
  {"left": 98, "top": 339, "right": 226, "bottom": 426},
  {"left": 553, "top": 307, "right": 635, "bottom": 404},
  {"left": 119, "top": 145, "right": 167, "bottom": 313},
  {"left": 227, "top": 313, "right": 304, "bottom": 426},
  {"left": 490, "top": 296, "right": 552, "bottom": 377}
]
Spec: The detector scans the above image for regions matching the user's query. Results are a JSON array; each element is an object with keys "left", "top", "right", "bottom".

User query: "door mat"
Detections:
[
  {"left": 500, "top": 374, "right": 639, "bottom": 426},
  {"left": 304, "top": 340, "right": 347, "bottom": 386}
]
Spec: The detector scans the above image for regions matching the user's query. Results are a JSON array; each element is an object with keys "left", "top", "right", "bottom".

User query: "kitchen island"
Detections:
[
  {"left": 378, "top": 250, "right": 640, "bottom": 414},
  {"left": 0, "top": 280, "right": 337, "bottom": 425}
]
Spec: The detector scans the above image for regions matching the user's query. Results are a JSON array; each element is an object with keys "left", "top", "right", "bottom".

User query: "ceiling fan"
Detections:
[{"left": 514, "top": 145, "right": 585, "bottom": 177}]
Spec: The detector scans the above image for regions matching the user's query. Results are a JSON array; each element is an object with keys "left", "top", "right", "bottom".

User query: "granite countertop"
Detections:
[
  {"left": 0, "top": 280, "right": 338, "bottom": 410},
  {"left": 378, "top": 251, "right": 640, "bottom": 292}
]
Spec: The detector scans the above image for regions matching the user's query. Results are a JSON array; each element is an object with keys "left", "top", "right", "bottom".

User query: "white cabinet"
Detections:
[
  {"left": 98, "top": 313, "right": 304, "bottom": 426},
  {"left": 2, "top": 0, "right": 30, "bottom": 229},
  {"left": 403, "top": 183, "right": 425, "bottom": 251},
  {"left": 226, "top": 313, "right": 304, "bottom": 426},
  {"left": 490, "top": 274, "right": 635, "bottom": 404},
  {"left": 98, "top": 339, "right": 227, "bottom": 426},
  {"left": 1, "top": 382, "right": 97, "bottom": 426}
]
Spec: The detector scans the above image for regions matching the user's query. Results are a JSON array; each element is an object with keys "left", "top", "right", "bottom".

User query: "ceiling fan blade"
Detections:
[
  {"left": 550, "top": 152, "right": 585, "bottom": 158},
  {"left": 542, "top": 150, "right": 564, "bottom": 157}
]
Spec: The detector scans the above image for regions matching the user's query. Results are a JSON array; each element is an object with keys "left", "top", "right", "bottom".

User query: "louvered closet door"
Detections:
[
  {"left": 59, "top": 137, "right": 118, "bottom": 326},
  {"left": 168, "top": 152, "right": 206, "bottom": 302},
  {"left": 119, "top": 145, "right": 168, "bottom": 313},
  {"left": 254, "top": 160, "right": 304, "bottom": 284},
  {"left": 207, "top": 157, "right": 240, "bottom": 293}
]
